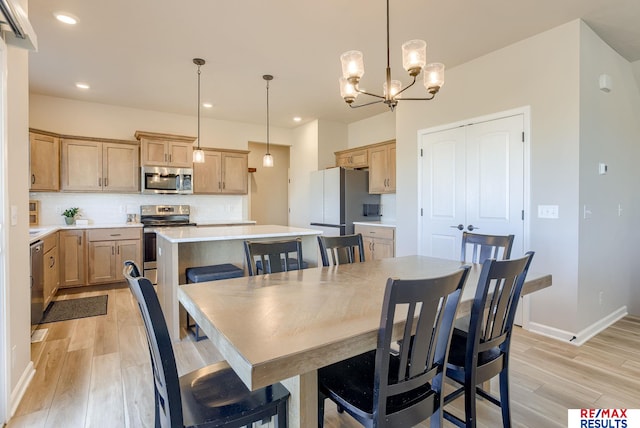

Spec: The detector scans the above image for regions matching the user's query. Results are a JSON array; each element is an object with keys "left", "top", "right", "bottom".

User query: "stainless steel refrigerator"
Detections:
[{"left": 309, "top": 167, "right": 381, "bottom": 236}]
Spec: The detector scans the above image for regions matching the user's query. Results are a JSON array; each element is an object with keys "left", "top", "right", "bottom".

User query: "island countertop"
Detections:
[{"left": 156, "top": 224, "right": 322, "bottom": 243}]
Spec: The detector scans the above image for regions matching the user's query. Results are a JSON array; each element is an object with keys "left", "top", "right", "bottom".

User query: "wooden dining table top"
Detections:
[{"left": 177, "top": 255, "right": 552, "bottom": 392}]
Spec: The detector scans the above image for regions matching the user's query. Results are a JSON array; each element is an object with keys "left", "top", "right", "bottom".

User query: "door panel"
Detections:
[{"left": 421, "top": 114, "right": 524, "bottom": 261}]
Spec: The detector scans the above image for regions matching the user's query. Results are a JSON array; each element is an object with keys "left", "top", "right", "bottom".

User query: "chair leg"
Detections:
[
  {"left": 276, "top": 399, "right": 288, "bottom": 428},
  {"left": 318, "top": 391, "right": 326, "bottom": 428},
  {"left": 499, "top": 370, "right": 511, "bottom": 428},
  {"left": 465, "top": 380, "right": 477, "bottom": 428}
]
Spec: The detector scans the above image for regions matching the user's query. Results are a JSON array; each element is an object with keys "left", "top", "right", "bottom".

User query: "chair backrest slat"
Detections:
[
  {"left": 373, "top": 266, "right": 471, "bottom": 426},
  {"left": 317, "top": 234, "right": 365, "bottom": 267},
  {"left": 461, "top": 232, "right": 515, "bottom": 264}
]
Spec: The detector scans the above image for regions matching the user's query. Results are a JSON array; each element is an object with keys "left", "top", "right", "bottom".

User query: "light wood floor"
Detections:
[{"left": 7, "top": 284, "right": 640, "bottom": 428}]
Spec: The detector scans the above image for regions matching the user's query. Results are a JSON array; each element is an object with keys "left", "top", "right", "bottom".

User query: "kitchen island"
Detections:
[{"left": 156, "top": 224, "right": 322, "bottom": 341}]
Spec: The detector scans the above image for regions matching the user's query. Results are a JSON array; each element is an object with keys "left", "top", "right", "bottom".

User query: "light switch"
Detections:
[{"left": 538, "top": 205, "right": 559, "bottom": 219}]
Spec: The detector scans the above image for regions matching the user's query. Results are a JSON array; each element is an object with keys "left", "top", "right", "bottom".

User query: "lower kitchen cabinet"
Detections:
[
  {"left": 354, "top": 224, "right": 395, "bottom": 261},
  {"left": 42, "top": 232, "right": 59, "bottom": 307},
  {"left": 59, "top": 229, "right": 86, "bottom": 287},
  {"left": 87, "top": 228, "right": 142, "bottom": 284}
]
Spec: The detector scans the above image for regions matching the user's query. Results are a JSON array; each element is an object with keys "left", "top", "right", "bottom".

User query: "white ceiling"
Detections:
[{"left": 26, "top": 0, "right": 640, "bottom": 129}]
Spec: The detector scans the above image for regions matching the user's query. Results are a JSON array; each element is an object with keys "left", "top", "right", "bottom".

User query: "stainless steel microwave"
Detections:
[{"left": 141, "top": 166, "right": 193, "bottom": 194}]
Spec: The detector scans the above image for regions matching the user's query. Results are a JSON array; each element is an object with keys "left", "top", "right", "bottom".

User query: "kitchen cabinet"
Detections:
[
  {"left": 354, "top": 224, "right": 395, "bottom": 261},
  {"left": 87, "top": 228, "right": 142, "bottom": 284},
  {"left": 368, "top": 141, "right": 396, "bottom": 194},
  {"left": 42, "top": 232, "right": 59, "bottom": 307},
  {"left": 60, "top": 138, "right": 139, "bottom": 192},
  {"left": 135, "top": 131, "right": 195, "bottom": 168},
  {"left": 29, "top": 130, "right": 60, "bottom": 191},
  {"left": 59, "top": 230, "right": 86, "bottom": 287},
  {"left": 335, "top": 147, "right": 368, "bottom": 168},
  {"left": 193, "top": 149, "right": 249, "bottom": 194}
]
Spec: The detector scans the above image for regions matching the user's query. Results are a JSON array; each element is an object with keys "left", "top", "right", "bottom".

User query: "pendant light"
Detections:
[
  {"left": 192, "top": 58, "right": 205, "bottom": 163},
  {"left": 263, "top": 74, "right": 274, "bottom": 168}
]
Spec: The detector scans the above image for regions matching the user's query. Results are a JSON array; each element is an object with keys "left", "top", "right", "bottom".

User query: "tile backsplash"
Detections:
[{"left": 30, "top": 192, "right": 248, "bottom": 226}]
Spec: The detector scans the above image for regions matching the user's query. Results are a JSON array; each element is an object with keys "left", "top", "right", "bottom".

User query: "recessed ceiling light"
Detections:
[
  {"left": 75, "top": 82, "right": 90, "bottom": 90},
  {"left": 293, "top": 117, "right": 302, "bottom": 122},
  {"left": 54, "top": 12, "right": 78, "bottom": 25},
  {"left": 202, "top": 102, "right": 213, "bottom": 108}
]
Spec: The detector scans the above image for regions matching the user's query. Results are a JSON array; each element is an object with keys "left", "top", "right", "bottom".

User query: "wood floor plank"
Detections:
[
  {"left": 85, "top": 353, "right": 125, "bottom": 428},
  {"left": 121, "top": 363, "right": 154, "bottom": 428}
]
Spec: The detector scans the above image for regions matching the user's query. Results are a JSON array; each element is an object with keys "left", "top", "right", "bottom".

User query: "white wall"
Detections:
[
  {"left": 317, "top": 120, "right": 347, "bottom": 170},
  {"left": 347, "top": 112, "right": 395, "bottom": 148},
  {"left": 578, "top": 23, "right": 640, "bottom": 324},
  {"left": 5, "top": 23, "right": 33, "bottom": 418},
  {"left": 394, "top": 21, "right": 582, "bottom": 334},
  {"left": 288, "top": 120, "right": 318, "bottom": 228}
]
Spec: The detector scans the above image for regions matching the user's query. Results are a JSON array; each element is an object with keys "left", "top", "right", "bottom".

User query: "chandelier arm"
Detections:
[
  {"left": 354, "top": 85, "right": 386, "bottom": 99},
  {"left": 348, "top": 99, "right": 385, "bottom": 108},
  {"left": 395, "top": 76, "right": 417, "bottom": 97},
  {"left": 395, "top": 93, "right": 437, "bottom": 101}
]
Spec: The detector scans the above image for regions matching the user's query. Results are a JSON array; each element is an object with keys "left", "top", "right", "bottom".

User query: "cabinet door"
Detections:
[
  {"left": 115, "top": 240, "right": 141, "bottom": 281},
  {"left": 141, "top": 139, "right": 168, "bottom": 166},
  {"left": 43, "top": 246, "right": 59, "bottom": 307},
  {"left": 373, "top": 238, "right": 395, "bottom": 259},
  {"left": 362, "top": 236, "right": 375, "bottom": 261},
  {"left": 88, "top": 240, "right": 116, "bottom": 284},
  {"left": 61, "top": 140, "right": 102, "bottom": 191},
  {"left": 368, "top": 145, "right": 388, "bottom": 193},
  {"left": 168, "top": 142, "right": 193, "bottom": 167},
  {"left": 30, "top": 133, "right": 60, "bottom": 191},
  {"left": 221, "top": 152, "right": 248, "bottom": 194},
  {"left": 387, "top": 144, "right": 396, "bottom": 192},
  {"left": 103, "top": 143, "right": 140, "bottom": 192},
  {"left": 194, "top": 151, "right": 222, "bottom": 193},
  {"left": 60, "top": 230, "right": 86, "bottom": 287}
]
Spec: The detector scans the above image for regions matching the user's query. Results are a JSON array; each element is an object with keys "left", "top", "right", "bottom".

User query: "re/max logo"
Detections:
[{"left": 581, "top": 409, "right": 628, "bottom": 418}]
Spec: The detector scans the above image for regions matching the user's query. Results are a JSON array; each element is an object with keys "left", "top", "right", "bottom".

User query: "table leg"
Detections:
[{"left": 281, "top": 371, "right": 318, "bottom": 428}]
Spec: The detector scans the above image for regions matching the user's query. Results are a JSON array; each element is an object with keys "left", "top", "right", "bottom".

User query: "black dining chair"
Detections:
[
  {"left": 460, "top": 232, "right": 514, "bottom": 264},
  {"left": 317, "top": 234, "right": 365, "bottom": 266},
  {"left": 317, "top": 266, "right": 471, "bottom": 428},
  {"left": 443, "top": 252, "right": 534, "bottom": 428},
  {"left": 122, "top": 261, "right": 290, "bottom": 428},
  {"left": 244, "top": 238, "right": 305, "bottom": 276}
]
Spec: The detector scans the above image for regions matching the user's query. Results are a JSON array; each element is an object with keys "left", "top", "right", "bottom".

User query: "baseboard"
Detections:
[
  {"left": 9, "top": 361, "right": 35, "bottom": 417},
  {"left": 527, "top": 306, "right": 628, "bottom": 346}
]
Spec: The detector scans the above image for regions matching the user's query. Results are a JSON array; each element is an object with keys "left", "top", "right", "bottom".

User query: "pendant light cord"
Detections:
[
  {"left": 197, "top": 63, "right": 201, "bottom": 150},
  {"left": 266, "top": 78, "right": 270, "bottom": 155}
]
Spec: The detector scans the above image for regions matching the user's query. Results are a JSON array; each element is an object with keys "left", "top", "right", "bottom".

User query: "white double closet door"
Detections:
[{"left": 419, "top": 114, "right": 525, "bottom": 261}]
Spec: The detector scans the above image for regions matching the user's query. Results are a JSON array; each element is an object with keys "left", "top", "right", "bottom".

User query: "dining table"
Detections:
[{"left": 177, "top": 255, "right": 552, "bottom": 427}]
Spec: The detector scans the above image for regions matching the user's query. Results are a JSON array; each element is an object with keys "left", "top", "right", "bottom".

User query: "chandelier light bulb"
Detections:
[
  {"left": 263, "top": 153, "right": 274, "bottom": 167},
  {"left": 383, "top": 80, "right": 402, "bottom": 99},
  {"left": 340, "top": 77, "right": 359, "bottom": 103},
  {"left": 402, "top": 40, "right": 427, "bottom": 76},
  {"left": 340, "top": 50, "right": 365, "bottom": 80},
  {"left": 424, "top": 63, "right": 445, "bottom": 93}
]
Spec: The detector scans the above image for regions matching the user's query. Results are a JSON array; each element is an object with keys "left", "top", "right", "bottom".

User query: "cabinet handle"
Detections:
[
  {"left": 78, "top": 236, "right": 82, "bottom": 245},
  {"left": 98, "top": 177, "right": 102, "bottom": 186},
  {"left": 110, "top": 233, "right": 121, "bottom": 237},
  {"left": 222, "top": 182, "right": 225, "bottom": 190},
  {"left": 117, "top": 246, "right": 120, "bottom": 255},
  {"left": 169, "top": 154, "right": 172, "bottom": 163},
  {"left": 31, "top": 174, "right": 35, "bottom": 184},
  {"left": 104, "top": 178, "right": 108, "bottom": 187},
  {"left": 49, "top": 255, "right": 55, "bottom": 268},
  {"left": 112, "top": 246, "right": 115, "bottom": 255},
  {"left": 218, "top": 181, "right": 221, "bottom": 190}
]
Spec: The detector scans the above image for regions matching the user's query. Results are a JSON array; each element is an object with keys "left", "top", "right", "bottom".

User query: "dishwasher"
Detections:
[{"left": 30, "top": 240, "right": 44, "bottom": 331}]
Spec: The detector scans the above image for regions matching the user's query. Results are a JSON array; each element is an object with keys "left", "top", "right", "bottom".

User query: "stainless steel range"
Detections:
[{"left": 140, "top": 205, "right": 196, "bottom": 284}]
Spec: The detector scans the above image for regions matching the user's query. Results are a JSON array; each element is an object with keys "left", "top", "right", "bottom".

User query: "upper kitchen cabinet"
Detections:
[
  {"left": 193, "top": 148, "right": 249, "bottom": 195},
  {"left": 135, "top": 131, "right": 195, "bottom": 168},
  {"left": 335, "top": 147, "right": 368, "bottom": 169},
  {"left": 61, "top": 138, "right": 140, "bottom": 192},
  {"left": 29, "top": 130, "right": 60, "bottom": 191},
  {"left": 368, "top": 140, "right": 396, "bottom": 194}
]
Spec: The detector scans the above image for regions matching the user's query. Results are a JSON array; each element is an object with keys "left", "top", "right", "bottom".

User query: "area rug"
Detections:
[{"left": 41, "top": 295, "right": 108, "bottom": 324}]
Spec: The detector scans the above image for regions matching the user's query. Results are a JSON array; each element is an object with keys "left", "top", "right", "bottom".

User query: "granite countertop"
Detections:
[
  {"left": 353, "top": 221, "right": 396, "bottom": 229},
  {"left": 156, "top": 224, "right": 322, "bottom": 244},
  {"left": 29, "top": 223, "right": 143, "bottom": 244}
]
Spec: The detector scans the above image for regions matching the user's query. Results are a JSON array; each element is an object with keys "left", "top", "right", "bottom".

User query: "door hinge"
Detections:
[
  {"left": 521, "top": 210, "right": 525, "bottom": 220},
  {"left": 420, "top": 208, "right": 423, "bottom": 216},
  {"left": 420, "top": 148, "right": 423, "bottom": 157},
  {"left": 522, "top": 131, "right": 525, "bottom": 142}
]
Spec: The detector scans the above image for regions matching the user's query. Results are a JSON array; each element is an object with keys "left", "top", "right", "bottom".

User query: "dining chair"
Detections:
[
  {"left": 317, "top": 266, "right": 471, "bottom": 428},
  {"left": 443, "top": 251, "right": 534, "bottom": 428},
  {"left": 317, "top": 233, "right": 365, "bottom": 266},
  {"left": 122, "top": 261, "right": 290, "bottom": 428},
  {"left": 244, "top": 238, "right": 305, "bottom": 276},
  {"left": 460, "top": 232, "right": 515, "bottom": 264}
]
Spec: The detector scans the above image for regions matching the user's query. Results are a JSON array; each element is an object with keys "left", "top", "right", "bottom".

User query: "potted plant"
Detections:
[{"left": 62, "top": 207, "right": 80, "bottom": 225}]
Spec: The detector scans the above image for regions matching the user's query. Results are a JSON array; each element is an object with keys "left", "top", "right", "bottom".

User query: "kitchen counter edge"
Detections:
[{"left": 29, "top": 223, "right": 143, "bottom": 244}]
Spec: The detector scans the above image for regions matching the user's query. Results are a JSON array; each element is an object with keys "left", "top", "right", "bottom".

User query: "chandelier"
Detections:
[
  {"left": 192, "top": 58, "right": 206, "bottom": 163},
  {"left": 339, "top": 0, "right": 445, "bottom": 111}
]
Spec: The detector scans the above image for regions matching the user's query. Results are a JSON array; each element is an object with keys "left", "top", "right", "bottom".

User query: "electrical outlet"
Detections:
[{"left": 538, "top": 205, "right": 559, "bottom": 219}]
